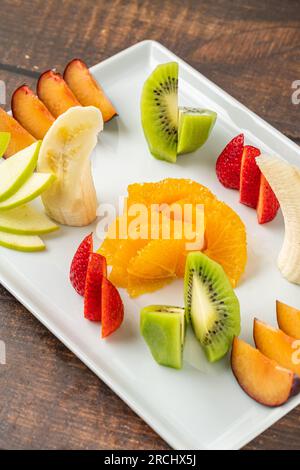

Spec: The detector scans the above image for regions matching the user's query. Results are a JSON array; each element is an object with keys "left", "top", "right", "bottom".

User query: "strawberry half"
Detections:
[
  {"left": 257, "top": 174, "right": 280, "bottom": 224},
  {"left": 84, "top": 253, "right": 107, "bottom": 321},
  {"left": 239, "top": 145, "right": 261, "bottom": 208},
  {"left": 70, "top": 233, "right": 93, "bottom": 295},
  {"left": 216, "top": 133, "right": 244, "bottom": 189},
  {"left": 101, "top": 277, "right": 124, "bottom": 338}
]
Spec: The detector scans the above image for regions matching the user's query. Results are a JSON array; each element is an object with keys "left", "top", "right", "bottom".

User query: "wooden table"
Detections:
[{"left": 0, "top": 0, "right": 300, "bottom": 450}]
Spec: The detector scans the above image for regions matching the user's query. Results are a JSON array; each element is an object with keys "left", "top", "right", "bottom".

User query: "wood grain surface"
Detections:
[{"left": 0, "top": 0, "right": 300, "bottom": 450}]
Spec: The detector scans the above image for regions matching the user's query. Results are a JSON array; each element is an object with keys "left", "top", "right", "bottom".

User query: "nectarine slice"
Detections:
[
  {"left": 0, "top": 108, "right": 35, "bottom": 158},
  {"left": 37, "top": 70, "right": 80, "bottom": 118},
  {"left": 12, "top": 85, "right": 55, "bottom": 139},
  {"left": 231, "top": 337, "right": 300, "bottom": 407},
  {"left": 277, "top": 300, "right": 300, "bottom": 339},
  {"left": 64, "top": 59, "right": 117, "bottom": 122},
  {"left": 254, "top": 318, "right": 300, "bottom": 376}
]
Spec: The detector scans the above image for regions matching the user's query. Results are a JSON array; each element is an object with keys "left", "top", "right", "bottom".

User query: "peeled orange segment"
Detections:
[
  {"left": 116, "top": 238, "right": 148, "bottom": 262},
  {"left": 127, "top": 275, "right": 173, "bottom": 298},
  {"left": 166, "top": 192, "right": 246, "bottom": 285},
  {"left": 99, "top": 217, "right": 155, "bottom": 264},
  {"left": 168, "top": 194, "right": 211, "bottom": 221},
  {"left": 204, "top": 199, "right": 247, "bottom": 287},
  {"left": 127, "top": 178, "right": 215, "bottom": 207},
  {"left": 110, "top": 238, "right": 160, "bottom": 288},
  {"left": 128, "top": 259, "right": 171, "bottom": 279},
  {"left": 98, "top": 237, "right": 120, "bottom": 264},
  {"left": 176, "top": 251, "right": 189, "bottom": 277},
  {"left": 109, "top": 265, "right": 128, "bottom": 288},
  {"left": 128, "top": 238, "right": 184, "bottom": 279},
  {"left": 118, "top": 214, "right": 202, "bottom": 281},
  {"left": 109, "top": 238, "right": 151, "bottom": 289},
  {"left": 97, "top": 215, "right": 128, "bottom": 263}
]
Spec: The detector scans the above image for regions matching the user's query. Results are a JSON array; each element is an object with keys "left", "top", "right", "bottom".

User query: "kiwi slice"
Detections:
[
  {"left": 184, "top": 252, "right": 240, "bottom": 362},
  {"left": 140, "top": 305, "right": 185, "bottom": 369},
  {"left": 177, "top": 107, "right": 217, "bottom": 155},
  {"left": 141, "top": 62, "right": 178, "bottom": 163}
]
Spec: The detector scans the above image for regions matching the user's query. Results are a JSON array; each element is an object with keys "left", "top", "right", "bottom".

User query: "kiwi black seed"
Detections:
[
  {"left": 141, "top": 62, "right": 178, "bottom": 163},
  {"left": 184, "top": 251, "right": 240, "bottom": 362}
]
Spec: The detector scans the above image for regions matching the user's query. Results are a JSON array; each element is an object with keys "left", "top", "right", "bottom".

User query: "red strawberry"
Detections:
[
  {"left": 216, "top": 133, "right": 244, "bottom": 189},
  {"left": 84, "top": 253, "right": 107, "bottom": 321},
  {"left": 70, "top": 233, "right": 93, "bottom": 295},
  {"left": 239, "top": 145, "right": 261, "bottom": 208},
  {"left": 257, "top": 174, "right": 280, "bottom": 224},
  {"left": 101, "top": 277, "right": 124, "bottom": 338}
]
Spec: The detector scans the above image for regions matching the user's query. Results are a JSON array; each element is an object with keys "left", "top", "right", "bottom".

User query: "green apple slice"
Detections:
[
  {"left": 0, "top": 172, "right": 55, "bottom": 211},
  {"left": 0, "top": 230, "right": 45, "bottom": 252},
  {"left": 177, "top": 107, "right": 217, "bottom": 155},
  {"left": 0, "top": 140, "right": 41, "bottom": 202},
  {"left": 140, "top": 305, "right": 185, "bottom": 369},
  {"left": 0, "top": 132, "right": 11, "bottom": 158},
  {"left": 0, "top": 205, "right": 58, "bottom": 235}
]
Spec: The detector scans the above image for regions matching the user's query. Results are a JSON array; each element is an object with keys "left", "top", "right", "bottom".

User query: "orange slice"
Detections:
[
  {"left": 168, "top": 194, "right": 247, "bottom": 286},
  {"left": 128, "top": 239, "right": 183, "bottom": 279},
  {"left": 127, "top": 178, "right": 215, "bottom": 207},
  {"left": 97, "top": 215, "right": 130, "bottom": 263},
  {"left": 204, "top": 199, "right": 247, "bottom": 287},
  {"left": 109, "top": 265, "right": 128, "bottom": 288},
  {"left": 127, "top": 275, "right": 173, "bottom": 298}
]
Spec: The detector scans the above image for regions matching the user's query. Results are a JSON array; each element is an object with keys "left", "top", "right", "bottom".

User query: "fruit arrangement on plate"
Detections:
[{"left": 1, "top": 57, "right": 300, "bottom": 411}]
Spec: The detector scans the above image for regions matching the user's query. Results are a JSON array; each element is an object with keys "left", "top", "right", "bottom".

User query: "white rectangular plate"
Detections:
[{"left": 1, "top": 40, "right": 300, "bottom": 450}]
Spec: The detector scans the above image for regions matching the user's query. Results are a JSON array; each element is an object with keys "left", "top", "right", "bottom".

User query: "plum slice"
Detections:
[
  {"left": 277, "top": 300, "right": 300, "bottom": 339},
  {"left": 12, "top": 85, "right": 55, "bottom": 139},
  {"left": 231, "top": 337, "right": 300, "bottom": 407},
  {"left": 64, "top": 59, "right": 117, "bottom": 123},
  {"left": 0, "top": 108, "right": 35, "bottom": 158},
  {"left": 37, "top": 70, "right": 80, "bottom": 118},
  {"left": 254, "top": 318, "right": 300, "bottom": 376}
]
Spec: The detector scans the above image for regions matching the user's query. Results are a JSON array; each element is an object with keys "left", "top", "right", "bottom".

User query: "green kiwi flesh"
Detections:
[
  {"left": 140, "top": 305, "right": 185, "bottom": 369},
  {"left": 141, "top": 62, "right": 178, "bottom": 163},
  {"left": 177, "top": 107, "right": 217, "bottom": 155},
  {"left": 184, "top": 252, "right": 240, "bottom": 362}
]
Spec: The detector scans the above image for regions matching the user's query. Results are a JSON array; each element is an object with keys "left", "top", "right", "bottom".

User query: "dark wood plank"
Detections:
[{"left": 0, "top": 0, "right": 300, "bottom": 450}]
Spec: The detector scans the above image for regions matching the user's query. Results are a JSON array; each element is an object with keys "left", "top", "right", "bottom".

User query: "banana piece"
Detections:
[
  {"left": 256, "top": 154, "right": 300, "bottom": 284},
  {"left": 37, "top": 106, "right": 103, "bottom": 226}
]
